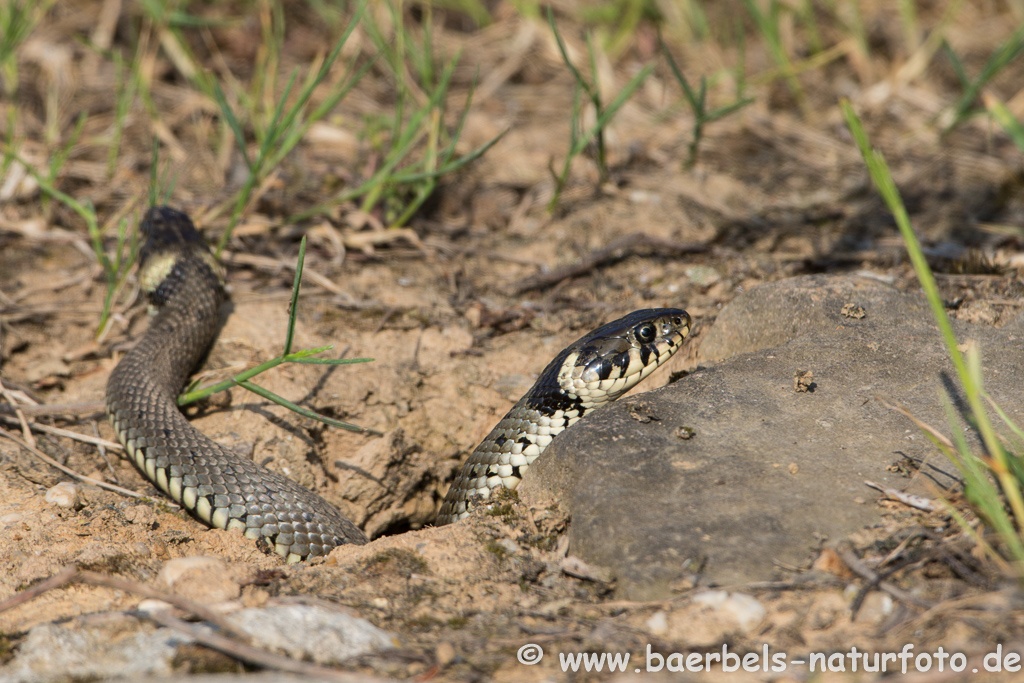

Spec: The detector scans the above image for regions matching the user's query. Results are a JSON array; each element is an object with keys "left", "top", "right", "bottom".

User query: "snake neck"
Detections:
[{"left": 122, "top": 247, "right": 226, "bottom": 399}]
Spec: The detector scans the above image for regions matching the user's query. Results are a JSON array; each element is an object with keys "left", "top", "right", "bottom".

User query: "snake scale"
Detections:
[{"left": 106, "top": 206, "right": 691, "bottom": 562}]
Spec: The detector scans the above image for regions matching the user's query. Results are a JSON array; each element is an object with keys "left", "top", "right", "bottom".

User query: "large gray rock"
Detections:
[{"left": 520, "top": 275, "right": 1024, "bottom": 599}]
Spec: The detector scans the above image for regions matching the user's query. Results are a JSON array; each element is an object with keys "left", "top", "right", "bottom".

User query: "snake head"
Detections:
[
  {"left": 138, "top": 206, "right": 224, "bottom": 304},
  {"left": 553, "top": 308, "right": 691, "bottom": 404},
  {"left": 139, "top": 206, "right": 206, "bottom": 263}
]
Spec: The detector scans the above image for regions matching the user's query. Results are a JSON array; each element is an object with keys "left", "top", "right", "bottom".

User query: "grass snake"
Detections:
[{"left": 106, "top": 207, "right": 691, "bottom": 562}]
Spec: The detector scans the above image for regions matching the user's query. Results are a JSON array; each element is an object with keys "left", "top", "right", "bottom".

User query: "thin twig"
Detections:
[
  {"left": 222, "top": 250, "right": 344, "bottom": 295},
  {"left": 0, "top": 566, "right": 78, "bottom": 614},
  {"left": 876, "top": 395, "right": 955, "bottom": 449},
  {"left": 92, "top": 420, "right": 121, "bottom": 483},
  {"left": 836, "top": 545, "right": 934, "bottom": 617},
  {"left": 0, "top": 401, "right": 106, "bottom": 418},
  {"left": 0, "top": 415, "right": 123, "bottom": 451},
  {"left": 0, "top": 427, "right": 175, "bottom": 508},
  {"left": 864, "top": 480, "right": 939, "bottom": 512},
  {"left": 141, "top": 610, "right": 386, "bottom": 681},
  {"left": 511, "top": 233, "right": 707, "bottom": 295},
  {"left": 0, "top": 567, "right": 248, "bottom": 642},
  {"left": 0, "top": 380, "right": 36, "bottom": 448}
]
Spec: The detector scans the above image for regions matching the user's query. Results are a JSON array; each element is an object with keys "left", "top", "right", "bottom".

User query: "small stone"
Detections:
[
  {"left": 435, "top": 641, "right": 456, "bottom": 667},
  {"left": 495, "top": 538, "right": 519, "bottom": 555},
  {"left": 136, "top": 599, "right": 175, "bottom": 614},
  {"left": 646, "top": 611, "right": 668, "bottom": 636},
  {"left": 1, "top": 512, "right": 24, "bottom": 526},
  {"left": 811, "top": 547, "right": 853, "bottom": 579},
  {"left": 675, "top": 426, "right": 696, "bottom": 440},
  {"left": 157, "top": 556, "right": 241, "bottom": 604},
  {"left": 841, "top": 302, "right": 867, "bottom": 319},
  {"left": 4, "top": 618, "right": 187, "bottom": 680},
  {"left": 44, "top": 482, "right": 81, "bottom": 509},
  {"left": 855, "top": 592, "right": 894, "bottom": 625},
  {"left": 371, "top": 597, "right": 390, "bottom": 609},
  {"left": 123, "top": 505, "right": 156, "bottom": 526},
  {"left": 561, "top": 555, "right": 614, "bottom": 583},
  {"left": 229, "top": 604, "right": 396, "bottom": 665},
  {"left": 691, "top": 591, "right": 766, "bottom": 634},
  {"left": 793, "top": 369, "right": 815, "bottom": 393}
]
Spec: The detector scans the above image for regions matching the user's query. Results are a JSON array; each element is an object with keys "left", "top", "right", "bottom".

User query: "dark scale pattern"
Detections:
[
  {"left": 106, "top": 207, "right": 366, "bottom": 561},
  {"left": 436, "top": 308, "right": 691, "bottom": 525}
]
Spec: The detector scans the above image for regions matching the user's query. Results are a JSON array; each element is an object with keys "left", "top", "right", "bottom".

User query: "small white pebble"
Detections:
[
  {"left": 435, "top": 642, "right": 456, "bottom": 667},
  {"left": 371, "top": 597, "right": 390, "bottom": 609},
  {"left": 693, "top": 591, "right": 766, "bottom": 634},
  {"left": 44, "top": 482, "right": 81, "bottom": 509},
  {"left": 0, "top": 513, "right": 24, "bottom": 525},
  {"left": 496, "top": 538, "right": 520, "bottom": 555},
  {"left": 158, "top": 556, "right": 227, "bottom": 588},
  {"left": 646, "top": 611, "right": 668, "bottom": 636},
  {"left": 136, "top": 599, "right": 175, "bottom": 614}
]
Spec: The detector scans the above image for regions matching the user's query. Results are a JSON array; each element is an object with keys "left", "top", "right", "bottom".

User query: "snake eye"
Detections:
[{"left": 635, "top": 323, "right": 656, "bottom": 343}]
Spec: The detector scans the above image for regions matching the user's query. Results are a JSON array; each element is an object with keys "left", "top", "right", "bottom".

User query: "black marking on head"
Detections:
[
  {"left": 614, "top": 351, "right": 630, "bottom": 374},
  {"left": 576, "top": 344, "right": 601, "bottom": 366},
  {"left": 587, "top": 357, "right": 614, "bottom": 381},
  {"left": 528, "top": 309, "right": 690, "bottom": 403},
  {"left": 639, "top": 343, "right": 652, "bottom": 367},
  {"left": 516, "top": 435, "right": 531, "bottom": 445},
  {"left": 140, "top": 206, "right": 204, "bottom": 266}
]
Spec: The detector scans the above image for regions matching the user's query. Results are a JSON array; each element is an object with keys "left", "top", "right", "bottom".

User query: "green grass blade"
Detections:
[
  {"left": 283, "top": 236, "right": 306, "bottom": 356},
  {"left": 945, "top": 23, "right": 1024, "bottom": 131},
  {"left": 234, "top": 379, "right": 376, "bottom": 434},
  {"left": 568, "top": 64, "right": 653, "bottom": 159},
  {"left": 211, "top": 79, "right": 253, "bottom": 172},
  {"left": 985, "top": 95, "right": 1024, "bottom": 151},
  {"left": 843, "top": 98, "right": 1024, "bottom": 566},
  {"left": 547, "top": 6, "right": 596, "bottom": 101}
]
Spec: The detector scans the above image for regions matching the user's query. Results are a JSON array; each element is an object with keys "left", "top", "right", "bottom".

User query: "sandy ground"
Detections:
[{"left": 3, "top": 1, "right": 1024, "bottom": 680}]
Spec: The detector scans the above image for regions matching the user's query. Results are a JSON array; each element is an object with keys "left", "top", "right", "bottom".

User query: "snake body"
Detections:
[
  {"left": 107, "top": 206, "right": 690, "bottom": 561},
  {"left": 436, "top": 308, "right": 690, "bottom": 524},
  {"left": 107, "top": 208, "right": 367, "bottom": 562}
]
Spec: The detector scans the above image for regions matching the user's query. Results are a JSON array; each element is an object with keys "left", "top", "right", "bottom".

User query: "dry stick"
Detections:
[
  {"left": 0, "top": 401, "right": 106, "bottom": 418},
  {"left": 876, "top": 395, "right": 956, "bottom": 449},
  {"left": 836, "top": 545, "right": 935, "bottom": 617},
  {"left": 142, "top": 610, "right": 387, "bottom": 682},
  {"left": 0, "top": 568, "right": 246, "bottom": 646},
  {"left": 222, "top": 250, "right": 344, "bottom": 295},
  {"left": 0, "top": 427, "right": 176, "bottom": 508},
  {"left": 0, "top": 380, "right": 36, "bottom": 449},
  {"left": 511, "top": 232, "right": 708, "bottom": 295},
  {"left": 864, "top": 480, "right": 939, "bottom": 512},
  {"left": 91, "top": 419, "right": 121, "bottom": 483},
  {"left": 0, "top": 415, "right": 123, "bottom": 451}
]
